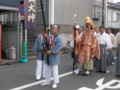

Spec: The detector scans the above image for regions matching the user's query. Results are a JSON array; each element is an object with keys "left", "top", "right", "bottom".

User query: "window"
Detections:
[
  {"left": 0, "top": 12, "right": 17, "bottom": 24},
  {"left": 117, "top": 13, "right": 120, "bottom": 21},
  {"left": 93, "top": 5, "right": 102, "bottom": 20},
  {"left": 107, "top": 0, "right": 113, "bottom": 3},
  {"left": 113, "top": 12, "right": 117, "bottom": 21}
]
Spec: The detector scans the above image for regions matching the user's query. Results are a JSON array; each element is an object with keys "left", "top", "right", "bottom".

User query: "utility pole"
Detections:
[
  {"left": 105, "top": 0, "right": 108, "bottom": 28},
  {"left": 20, "top": 0, "right": 28, "bottom": 63},
  {"left": 102, "top": 0, "right": 105, "bottom": 26},
  {"left": 0, "top": 24, "right": 2, "bottom": 63}
]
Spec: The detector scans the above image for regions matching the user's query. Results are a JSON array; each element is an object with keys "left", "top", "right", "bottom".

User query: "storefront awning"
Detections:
[
  {"left": 0, "top": 0, "right": 19, "bottom": 7},
  {"left": 0, "top": 5, "right": 18, "bottom": 11}
]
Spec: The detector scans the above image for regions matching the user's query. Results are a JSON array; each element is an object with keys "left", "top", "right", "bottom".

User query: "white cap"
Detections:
[
  {"left": 75, "top": 25, "right": 81, "bottom": 29},
  {"left": 46, "top": 27, "right": 50, "bottom": 30}
]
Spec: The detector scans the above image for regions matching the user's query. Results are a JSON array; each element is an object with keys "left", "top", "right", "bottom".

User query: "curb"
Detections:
[{"left": 0, "top": 54, "right": 70, "bottom": 66}]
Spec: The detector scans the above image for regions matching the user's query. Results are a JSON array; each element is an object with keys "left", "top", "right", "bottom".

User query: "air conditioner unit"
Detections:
[{"left": 92, "top": 5, "right": 101, "bottom": 20}]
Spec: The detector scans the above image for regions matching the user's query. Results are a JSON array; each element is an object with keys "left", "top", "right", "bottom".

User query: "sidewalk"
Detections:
[
  {"left": 0, "top": 49, "right": 71, "bottom": 66},
  {"left": 0, "top": 56, "right": 36, "bottom": 66},
  {"left": 0, "top": 59, "right": 19, "bottom": 66}
]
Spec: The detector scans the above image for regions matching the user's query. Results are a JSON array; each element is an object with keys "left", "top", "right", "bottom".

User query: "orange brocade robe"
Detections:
[{"left": 76, "top": 30, "right": 100, "bottom": 63}]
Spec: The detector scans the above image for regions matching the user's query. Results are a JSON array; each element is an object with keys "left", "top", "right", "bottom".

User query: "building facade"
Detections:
[
  {"left": 107, "top": 2, "right": 120, "bottom": 29},
  {"left": 0, "top": 0, "right": 19, "bottom": 60},
  {"left": 25, "top": 0, "right": 120, "bottom": 56},
  {"left": 0, "top": 0, "right": 120, "bottom": 61},
  {"left": 33, "top": 0, "right": 103, "bottom": 48},
  {"left": 47, "top": 0, "right": 120, "bottom": 47}
]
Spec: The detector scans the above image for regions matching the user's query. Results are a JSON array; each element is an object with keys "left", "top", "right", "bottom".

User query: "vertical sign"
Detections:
[
  {"left": 0, "top": 24, "right": 2, "bottom": 63},
  {"left": 18, "top": 4, "right": 24, "bottom": 19},
  {"left": 24, "top": 0, "right": 36, "bottom": 30}
]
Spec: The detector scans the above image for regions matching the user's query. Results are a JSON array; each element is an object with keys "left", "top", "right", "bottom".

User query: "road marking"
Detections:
[
  {"left": 10, "top": 71, "right": 73, "bottom": 90},
  {"left": 78, "top": 78, "right": 120, "bottom": 90}
]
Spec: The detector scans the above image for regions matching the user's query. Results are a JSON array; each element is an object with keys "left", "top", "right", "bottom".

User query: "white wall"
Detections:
[{"left": 54, "top": 0, "right": 102, "bottom": 27}]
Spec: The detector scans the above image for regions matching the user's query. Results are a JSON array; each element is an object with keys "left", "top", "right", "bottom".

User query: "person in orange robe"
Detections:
[{"left": 75, "top": 17, "right": 100, "bottom": 75}]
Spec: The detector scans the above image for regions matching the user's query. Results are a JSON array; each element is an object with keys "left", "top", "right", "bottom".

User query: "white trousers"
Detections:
[
  {"left": 36, "top": 60, "right": 45, "bottom": 79},
  {"left": 44, "top": 63, "right": 59, "bottom": 84}
]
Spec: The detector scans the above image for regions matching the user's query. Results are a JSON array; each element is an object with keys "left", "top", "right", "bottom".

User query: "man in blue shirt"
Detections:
[
  {"left": 33, "top": 28, "right": 49, "bottom": 80},
  {"left": 41, "top": 25, "right": 63, "bottom": 88}
]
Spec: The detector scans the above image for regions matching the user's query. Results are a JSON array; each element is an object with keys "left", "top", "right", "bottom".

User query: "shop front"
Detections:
[{"left": 0, "top": 1, "right": 19, "bottom": 62}]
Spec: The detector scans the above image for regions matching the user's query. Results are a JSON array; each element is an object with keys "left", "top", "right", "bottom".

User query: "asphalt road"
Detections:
[{"left": 0, "top": 54, "right": 120, "bottom": 90}]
